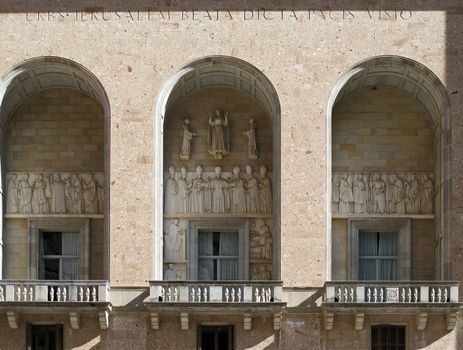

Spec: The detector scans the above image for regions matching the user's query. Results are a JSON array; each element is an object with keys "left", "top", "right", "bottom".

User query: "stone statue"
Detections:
[
  {"left": 177, "top": 167, "right": 189, "bottom": 213},
  {"left": 420, "top": 174, "right": 433, "bottom": 214},
  {"left": 31, "top": 174, "right": 49, "bottom": 214},
  {"left": 179, "top": 118, "right": 196, "bottom": 160},
  {"left": 405, "top": 174, "right": 419, "bottom": 214},
  {"left": 259, "top": 224, "right": 272, "bottom": 260},
  {"left": 208, "top": 109, "right": 229, "bottom": 160},
  {"left": 164, "top": 166, "right": 178, "bottom": 213},
  {"left": 189, "top": 165, "right": 209, "bottom": 213},
  {"left": 82, "top": 174, "right": 98, "bottom": 214},
  {"left": 164, "top": 263, "right": 177, "bottom": 281},
  {"left": 6, "top": 174, "right": 19, "bottom": 213},
  {"left": 209, "top": 166, "right": 230, "bottom": 213},
  {"left": 371, "top": 174, "right": 386, "bottom": 214},
  {"left": 362, "top": 174, "right": 370, "bottom": 213},
  {"left": 353, "top": 174, "right": 367, "bottom": 214},
  {"left": 229, "top": 166, "right": 247, "bottom": 213},
  {"left": 47, "top": 173, "right": 66, "bottom": 213},
  {"left": 18, "top": 174, "right": 32, "bottom": 213},
  {"left": 65, "top": 174, "right": 82, "bottom": 214},
  {"left": 245, "top": 165, "right": 260, "bottom": 214},
  {"left": 388, "top": 174, "right": 405, "bottom": 214},
  {"left": 164, "top": 219, "right": 183, "bottom": 260},
  {"left": 339, "top": 174, "right": 354, "bottom": 214},
  {"left": 242, "top": 118, "right": 258, "bottom": 159},
  {"left": 258, "top": 166, "right": 272, "bottom": 214},
  {"left": 331, "top": 173, "right": 341, "bottom": 214}
]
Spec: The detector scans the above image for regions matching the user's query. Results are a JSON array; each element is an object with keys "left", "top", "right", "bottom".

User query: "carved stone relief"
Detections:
[
  {"left": 6, "top": 172, "right": 104, "bottom": 215},
  {"left": 179, "top": 118, "right": 196, "bottom": 160},
  {"left": 250, "top": 264, "right": 271, "bottom": 280},
  {"left": 164, "top": 263, "right": 185, "bottom": 281},
  {"left": 208, "top": 109, "right": 230, "bottom": 160},
  {"left": 332, "top": 172, "right": 433, "bottom": 215},
  {"left": 250, "top": 223, "right": 273, "bottom": 260},
  {"left": 163, "top": 218, "right": 186, "bottom": 261},
  {"left": 164, "top": 165, "right": 272, "bottom": 215},
  {"left": 242, "top": 118, "right": 258, "bottom": 159}
]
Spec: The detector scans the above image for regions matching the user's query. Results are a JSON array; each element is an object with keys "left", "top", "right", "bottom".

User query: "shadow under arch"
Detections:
[
  {"left": 0, "top": 56, "right": 111, "bottom": 279},
  {"left": 154, "top": 55, "right": 281, "bottom": 280},
  {"left": 326, "top": 55, "right": 451, "bottom": 280}
]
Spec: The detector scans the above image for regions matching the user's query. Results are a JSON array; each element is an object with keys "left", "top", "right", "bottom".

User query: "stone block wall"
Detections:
[
  {"left": 6, "top": 89, "right": 104, "bottom": 172},
  {"left": 333, "top": 87, "right": 433, "bottom": 172}
]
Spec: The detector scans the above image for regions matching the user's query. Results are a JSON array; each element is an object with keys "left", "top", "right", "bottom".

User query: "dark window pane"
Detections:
[
  {"left": 213, "top": 232, "right": 220, "bottom": 256},
  {"left": 42, "top": 232, "right": 62, "bottom": 255},
  {"left": 29, "top": 324, "right": 62, "bottom": 350},
  {"left": 199, "top": 325, "right": 233, "bottom": 350},
  {"left": 43, "top": 259, "right": 60, "bottom": 280},
  {"left": 371, "top": 325, "right": 405, "bottom": 350}
]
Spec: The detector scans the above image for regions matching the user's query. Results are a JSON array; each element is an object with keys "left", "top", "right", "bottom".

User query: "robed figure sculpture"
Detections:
[{"left": 208, "top": 109, "right": 230, "bottom": 160}]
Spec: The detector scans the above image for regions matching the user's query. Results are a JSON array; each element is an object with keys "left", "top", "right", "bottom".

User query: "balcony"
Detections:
[
  {"left": 323, "top": 281, "right": 460, "bottom": 331},
  {"left": 0, "top": 280, "right": 111, "bottom": 329},
  {"left": 146, "top": 281, "right": 285, "bottom": 330}
]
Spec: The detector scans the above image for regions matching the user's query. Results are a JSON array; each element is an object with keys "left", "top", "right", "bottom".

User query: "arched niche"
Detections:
[
  {"left": 326, "top": 55, "right": 450, "bottom": 281},
  {"left": 154, "top": 56, "right": 281, "bottom": 280},
  {"left": 0, "top": 56, "right": 111, "bottom": 279}
]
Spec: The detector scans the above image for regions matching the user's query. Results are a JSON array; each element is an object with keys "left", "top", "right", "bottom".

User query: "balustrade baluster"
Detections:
[
  {"left": 367, "top": 288, "right": 371, "bottom": 302},
  {"left": 349, "top": 287, "right": 354, "bottom": 302},
  {"left": 413, "top": 288, "right": 418, "bottom": 302},
  {"left": 23, "top": 287, "right": 28, "bottom": 301},
  {"left": 373, "top": 288, "right": 378, "bottom": 302},
  {"left": 28, "top": 286, "right": 33, "bottom": 301},
  {"left": 231, "top": 288, "right": 235, "bottom": 302},
  {"left": 57, "top": 287, "right": 61, "bottom": 301},
  {"left": 400, "top": 288, "right": 405, "bottom": 302},
  {"left": 431, "top": 287, "right": 435, "bottom": 302},
  {"left": 190, "top": 287, "right": 195, "bottom": 302},
  {"left": 0, "top": 286, "right": 4, "bottom": 301},
  {"left": 343, "top": 287, "right": 348, "bottom": 302},
  {"left": 407, "top": 288, "right": 411, "bottom": 302},
  {"left": 255, "top": 288, "right": 260, "bottom": 302},
  {"left": 62, "top": 287, "right": 67, "bottom": 302},
  {"left": 437, "top": 288, "right": 442, "bottom": 302},
  {"left": 337, "top": 287, "right": 342, "bottom": 302},
  {"left": 173, "top": 287, "right": 178, "bottom": 302},
  {"left": 225, "top": 288, "right": 229, "bottom": 302},
  {"left": 237, "top": 288, "right": 242, "bottom": 302},
  {"left": 379, "top": 288, "right": 384, "bottom": 302},
  {"left": 197, "top": 288, "right": 201, "bottom": 302},
  {"left": 49, "top": 286, "right": 55, "bottom": 302},
  {"left": 16, "top": 286, "right": 21, "bottom": 301},
  {"left": 203, "top": 288, "right": 208, "bottom": 302},
  {"left": 444, "top": 288, "right": 448, "bottom": 302},
  {"left": 265, "top": 288, "right": 271, "bottom": 302},
  {"left": 79, "top": 286, "right": 83, "bottom": 302},
  {"left": 91, "top": 287, "right": 97, "bottom": 301}
]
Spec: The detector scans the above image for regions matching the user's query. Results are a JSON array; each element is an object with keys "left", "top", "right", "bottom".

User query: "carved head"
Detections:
[
  {"left": 180, "top": 167, "right": 187, "bottom": 178},
  {"left": 168, "top": 263, "right": 174, "bottom": 270},
  {"left": 260, "top": 165, "right": 267, "bottom": 176},
  {"left": 259, "top": 265, "right": 267, "bottom": 272},
  {"left": 196, "top": 165, "right": 203, "bottom": 177},
  {"left": 215, "top": 109, "right": 221, "bottom": 117},
  {"left": 214, "top": 166, "right": 222, "bottom": 177},
  {"left": 246, "top": 165, "right": 252, "bottom": 175},
  {"left": 184, "top": 118, "right": 190, "bottom": 125},
  {"left": 174, "top": 218, "right": 179, "bottom": 225},
  {"left": 169, "top": 166, "right": 175, "bottom": 177},
  {"left": 249, "top": 118, "right": 255, "bottom": 124},
  {"left": 233, "top": 166, "right": 240, "bottom": 176},
  {"left": 53, "top": 173, "right": 60, "bottom": 181},
  {"left": 10, "top": 174, "right": 17, "bottom": 181}
]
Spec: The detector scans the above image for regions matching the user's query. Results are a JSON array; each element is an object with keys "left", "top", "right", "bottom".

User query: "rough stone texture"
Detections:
[
  {"left": 333, "top": 87, "right": 433, "bottom": 172},
  {"left": 411, "top": 219, "right": 435, "bottom": 280},
  {"left": 7, "top": 89, "right": 104, "bottom": 172},
  {"left": 331, "top": 219, "right": 348, "bottom": 280}
]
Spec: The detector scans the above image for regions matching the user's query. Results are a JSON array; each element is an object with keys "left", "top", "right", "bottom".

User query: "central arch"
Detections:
[{"left": 154, "top": 56, "right": 281, "bottom": 280}]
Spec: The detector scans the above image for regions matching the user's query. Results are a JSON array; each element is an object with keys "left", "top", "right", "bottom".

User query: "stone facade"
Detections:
[{"left": 0, "top": 1, "right": 462, "bottom": 349}]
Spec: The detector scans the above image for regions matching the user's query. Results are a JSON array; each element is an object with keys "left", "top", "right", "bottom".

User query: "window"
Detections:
[
  {"left": 348, "top": 219, "right": 410, "bottom": 280},
  {"left": 188, "top": 220, "right": 249, "bottom": 280},
  {"left": 371, "top": 325, "right": 405, "bottom": 350},
  {"left": 198, "top": 325, "right": 234, "bottom": 350},
  {"left": 27, "top": 324, "right": 63, "bottom": 350},
  {"left": 198, "top": 231, "right": 239, "bottom": 280},
  {"left": 359, "top": 232, "right": 397, "bottom": 280},
  {"left": 39, "top": 231, "right": 80, "bottom": 280},
  {"left": 28, "top": 218, "right": 89, "bottom": 279}
]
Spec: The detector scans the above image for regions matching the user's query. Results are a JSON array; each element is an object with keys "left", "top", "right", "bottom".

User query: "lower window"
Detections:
[
  {"left": 198, "top": 325, "right": 234, "bottom": 350},
  {"left": 27, "top": 324, "right": 63, "bottom": 350},
  {"left": 371, "top": 325, "right": 405, "bottom": 350}
]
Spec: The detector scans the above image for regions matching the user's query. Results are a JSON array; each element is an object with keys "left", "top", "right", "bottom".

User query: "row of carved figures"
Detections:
[
  {"left": 6, "top": 172, "right": 104, "bottom": 215},
  {"left": 332, "top": 172, "right": 433, "bottom": 215},
  {"left": 165, "top": 165, "right": 272, "bottom": 215},
  {"left": 180, "top": 109, "right": 258, "bottom": 160}
]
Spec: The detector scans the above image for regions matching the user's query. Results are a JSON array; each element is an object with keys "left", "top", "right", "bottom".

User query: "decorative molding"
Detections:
[
  {"left": 273, "top": 312, "right": 282, "bottom": 331},
  {"left": 446, "top": 311, "right": 458, "bottom": 331},
  {"left": 332, "top": 172, "right": 433, "bottom": 216},
  {"left": 180, "top": 312, "right": 189, "bottom": 330},
  {"left": 69, "top": 312, "right": 80, "bottom": 330},
  {"left": 244, "top": 313, "right": 252, "bottom": 331},
  {"left": 6, "top": 311, "right": 18, "bottom": 329},
  {"left": 416, "top": 311, "right": 428, "bottom": 331},
  {"left": 325, "top": 311, "right": 334, "bottom": 331},
  {"left": 354, "top": 311, "right": 364, "bottom": 331},
  {"left": 150, "top": 312, "right": 160, "bottom": 330},
  {"left": 98, "top": 310, "right": 109, "bottom": 330}
]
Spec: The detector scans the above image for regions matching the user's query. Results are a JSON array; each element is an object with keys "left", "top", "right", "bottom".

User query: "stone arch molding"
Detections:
[
  {"left": 0, "top": 56, "right": 111, "bottom": 279},
  {"left": 326, "top": 55, "right": 451, "bottom": 280},
  {"left": 154, "top": 55, "right": 282, "bottom": 280}
]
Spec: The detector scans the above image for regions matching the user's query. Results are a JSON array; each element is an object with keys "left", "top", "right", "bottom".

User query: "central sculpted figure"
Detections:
[{"left": 208, "top": 109, "right": 229, "bottom": 160}]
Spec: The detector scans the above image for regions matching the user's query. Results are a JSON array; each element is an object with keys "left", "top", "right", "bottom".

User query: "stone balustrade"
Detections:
[
  {"left": 325, "top": 281, "right": 459, "bottom": 304},
  {"left": 0, "top": 280, "right": 109, "bottom": 303},
  {"left": 149, "top": 281, "right": 282, "bottom": 303}
]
